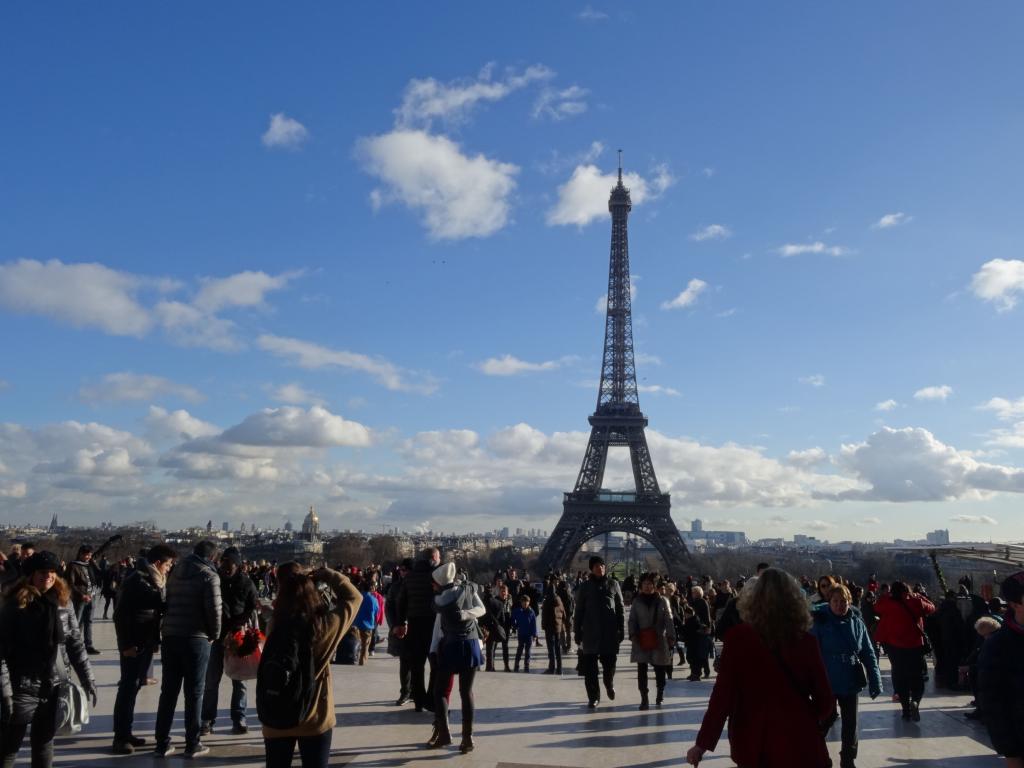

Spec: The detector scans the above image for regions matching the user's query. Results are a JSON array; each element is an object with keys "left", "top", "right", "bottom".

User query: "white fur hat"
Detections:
[{"left": 432, "top": 561, "right": 456, "bottom": 587}]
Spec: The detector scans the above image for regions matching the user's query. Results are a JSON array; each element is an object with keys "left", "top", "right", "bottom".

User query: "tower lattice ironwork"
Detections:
[{"left": 538, "top": 154, "right": 689, "bottom": 577}]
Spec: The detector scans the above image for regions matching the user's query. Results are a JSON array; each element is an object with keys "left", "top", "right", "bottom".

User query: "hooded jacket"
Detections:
[
  {"left": 114, "top": 564, "right": 167, "bottom": 653},
  {"left": 0, "top": 581, "right": 95, "bottom": 700},
  {"left": 160, "top": 553, "right": 222, "bottom": 641}
]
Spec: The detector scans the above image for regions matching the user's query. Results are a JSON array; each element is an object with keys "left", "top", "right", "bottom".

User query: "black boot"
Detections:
[
  {"left": 427, "top": 718, "right": 451, "bottom": 749},
  {"left": 638, "top": 691, "right": 649, "bottom": 711},
  {"left": 656, "top": 685, "right": 665, "bottom": 706},
  {"left": 839, "top": 746, "right": 857, "bottom": 768},
  {"left": 460, "top": 710, "right": 475, "bottom": 754}
]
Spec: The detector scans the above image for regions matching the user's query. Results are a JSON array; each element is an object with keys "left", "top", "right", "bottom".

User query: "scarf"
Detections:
[{"left": 15, "top": 588, "right": 65, "bottom": 679}]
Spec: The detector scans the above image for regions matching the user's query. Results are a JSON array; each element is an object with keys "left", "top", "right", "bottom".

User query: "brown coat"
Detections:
[
  {"left": 261, "top": 569, "right": 361, "bottom": 739},
  {"left": 541, "top": 593, "right": 565, "bottom": 635}
]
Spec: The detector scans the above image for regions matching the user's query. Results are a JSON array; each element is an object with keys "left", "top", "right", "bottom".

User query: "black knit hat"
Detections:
[
  {"left": 23, "top": 551, "right": 62, "bottom": 576},
  {"left": 589, "top": 555, "right": 606, "bottom": 569}
]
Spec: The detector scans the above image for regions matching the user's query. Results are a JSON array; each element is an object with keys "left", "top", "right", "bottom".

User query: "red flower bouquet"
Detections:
[{"left": 223, "top": 626, "right": 265, "bottom": 681}]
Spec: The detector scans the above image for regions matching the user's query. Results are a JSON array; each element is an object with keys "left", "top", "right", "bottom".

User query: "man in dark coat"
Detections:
[
  {"left": 66, "top": 535, "right": 121, "bottom": 654},
  {"left": 387, "top": 558, "right": 413, "bottom": 704},
  {"left": 394, "top": 547, "right": 441, "bottom": 711},
  {"left": 111, "top": 544, "right": 177, "bottom": 754},
  {"left": 978, "top": 571, "right": 1024, "bottom": 765},
  {"left": 201, "top": 548, "right": 258, "bottom": 735},
  {"left": 573, "top": 556, "right": 624, "bottom": 708}
]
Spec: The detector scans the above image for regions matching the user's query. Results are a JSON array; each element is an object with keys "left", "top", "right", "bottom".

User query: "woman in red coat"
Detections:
[
  {"left": 873, "top": 580, "right": 936, "bottom": 721},
  {"left": 686, "top": 569, "right": 836, "bottom": 768}
]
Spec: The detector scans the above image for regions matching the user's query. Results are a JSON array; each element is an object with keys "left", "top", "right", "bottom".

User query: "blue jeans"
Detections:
[
  {"left": 265, "top": 728, "right": 332, "bottom": 768},
  {"left": 201, "top": 640, "right": 247, "bottom": 726},
  {"left": 155, "top": 636, "right": 212, "bottom": 751},
  {"left": 74, "top": 599, "right": 94, "bottom": 649},
  {"left": 113, "top": 648, "right": 154, "bottom": 740}
]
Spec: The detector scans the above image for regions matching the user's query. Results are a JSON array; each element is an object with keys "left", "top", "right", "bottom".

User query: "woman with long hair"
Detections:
[
  {"left": 811, "top": 584, "right": 882, "bottom": 768},
  {"left": 686, "top": 568, "right": 835, "bottom": 768},
  {"left": 628, "top": 572, "right": 675, "bottom": 709},
  {"left": 873, "top": 580, "right": 936, "bottom": 721},
  {"left": 427, "top": 562, "right": 485, "bottom": 754},
  {"left": 259, "top": 562, "right": 361, "bottom": 768},
  {"left": 0, "top": 551, "right": 98, "bottom": 768}
]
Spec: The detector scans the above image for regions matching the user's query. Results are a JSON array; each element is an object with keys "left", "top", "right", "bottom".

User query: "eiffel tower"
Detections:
[{"left": 537, "top": 153, "right": 689, "bottom": 578}]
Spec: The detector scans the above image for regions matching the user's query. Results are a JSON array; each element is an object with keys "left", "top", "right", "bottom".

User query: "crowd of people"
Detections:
[{"left": 0, "top": 538, "right": 1022, "bottom": 768}]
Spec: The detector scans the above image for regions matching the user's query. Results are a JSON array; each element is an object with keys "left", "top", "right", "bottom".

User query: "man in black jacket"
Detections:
[
  {"left": 111, "top": 544, "right": 177, "bottom": 755},
  {"left": 394, "top": 547, "right": 441, "bottom": 711},
  {"left": 978, "top": 571, "right": 1024, "bottom": 766},
  {"left": 573, "top": 556, "right": 624, "bottom": 708},
  {"left": 387, "top": 558, "right": 413, "bottom": 704},
  {"left": 201, "top": 548, "right": 258, "bottom": 735}
]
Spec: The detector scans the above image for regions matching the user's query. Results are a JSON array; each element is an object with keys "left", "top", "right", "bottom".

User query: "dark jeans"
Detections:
[
  {"left": 485, "top": 636, "right": 509, "bottom": 669},
  {"left": 398, "top": 651, "right": 411, "bottom": 698},
  {"left": 579, "top": 652, "right": 616, "bottom": 702},
  {"left": 514, "top": 637, "right": 532, "bottom": 668},
  {"left": 402, "top": 617, "right": 434, "bottom": 709},
  {"left": 545, "top": 631, "right": 562, "bottom": 671},
  {"left": 0, "top": 692, "right": 58, "bottom": 768},
  {"left": 113, "top": 648, "right": 154, "bottom": 740},
  {"left": 835, "top": 693, "right": 859, "bottom": 759},
  {"left": 74, "top": 599, "right": 94, "bottom": 649},
  {"left": 637, "top": 662, "right": 668, "bottom": 695},
  {"left": 155, "top": 636, "right": 212, "bottom": 751},
  {"left": 884, "top": 644, "right": 927, "bottom": 709},
  {"left": 686, "top": 638, "right": 711, "bottom": 678},
  {"left": 265, "top": 728, "right": 332, "bottom": 768},
  {"left": 202, "top": 641, "right": 248, "bottom": 726}
]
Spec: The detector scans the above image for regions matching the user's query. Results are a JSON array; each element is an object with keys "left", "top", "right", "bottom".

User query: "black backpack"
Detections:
[{"left": 256, "top": 616, "right": 316, "bottom": 729}]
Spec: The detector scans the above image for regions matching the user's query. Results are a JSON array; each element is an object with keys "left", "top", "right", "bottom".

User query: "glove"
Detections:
[{"left": 85, "top": 685, "right": 98, "bottom": 709}]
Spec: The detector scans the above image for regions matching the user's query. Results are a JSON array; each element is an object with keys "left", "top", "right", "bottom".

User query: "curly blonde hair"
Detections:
[{"left": 737, "top": 568, "right": 811, "bottom": 649}]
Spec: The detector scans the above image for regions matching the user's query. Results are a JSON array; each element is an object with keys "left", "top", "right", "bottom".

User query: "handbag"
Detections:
[
  {"left": 636, "top": 601, "right": 661, "bottom": 651},
  {"left": 224, "top": 619, "right": 265, "bottom": 681},
  {"left": 842, "top": 622, "right": 868, "bottom": 690},
  {"left": 54, "top": 649, "right": 89, "bottom": 736}
]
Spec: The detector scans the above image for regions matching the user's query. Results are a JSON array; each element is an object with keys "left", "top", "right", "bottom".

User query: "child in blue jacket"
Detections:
[{"left": 511, "top": 594, "right": 538, "bottom": 672}]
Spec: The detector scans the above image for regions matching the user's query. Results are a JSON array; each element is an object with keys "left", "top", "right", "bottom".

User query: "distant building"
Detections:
[
  {"left": 681, "top": 518, "right": 746, "bottom": 548},
  {"left": 926, "top": 529, "right": 950, "bottom": 545},
  {"left": 284, "top": 520, "right": 293, "bottom": 533},
  {"left": 206, "top": 520, "right": 213, "bottom": 533},
  {"left": 301, "top": 506, "right": 321, "bottom": 541},
  {"left": 221, "top": 521, "right": 229, "bottom": 532}
]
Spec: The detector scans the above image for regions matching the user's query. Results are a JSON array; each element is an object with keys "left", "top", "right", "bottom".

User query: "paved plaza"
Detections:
[{"left": 34, "top": 619, "right": 1004, "bottom": 768}]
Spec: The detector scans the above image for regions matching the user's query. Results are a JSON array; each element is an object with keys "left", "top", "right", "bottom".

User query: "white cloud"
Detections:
[
  {"left": 395, "top": 64, "right": 553, "bottom": 129},
  {"left": 268, "top": 383, "right": 325, "bottom": 406},
  {"left": 825, "top": 426, "right": 1024, "bottom": 502},
  {"left": 805, "top": 520, "right": 834, "bottom": 531},
  {"left": 856, "top": 516, "right": 882, "bottom": 526},
  {"left": 476, "top": 354, "right": 568, "bottom": 376},
  {"left": 690, "top": 224, "right": 732, "bottom": 242},
  {"left": 985, "top": 421, "right": 1024, "bottom": 449},
  {"left": 702, "top": 167, "right": 715, "bottom": 178},
  {"left": 715, "top": 308, "right": 737, "bottom": 318},
  {"left": 914, "top": 385, "right": 953, "bottom": 401},
  {"left": 951, "top": 514, "right": 999, "bottom": 525},
  {"left": 978, "top": 396, "right": 1024, "bottom": 422},
  {"left": 219, "top": 405, "right": 371, "bottom": 448},
  {"left": 637, "top": 384, "right": 681, "bottom": 397},
  {"left": 661, "top": 278, "right": 707, "bottom": 310},
  {"left": 34, "top": 447, "right": 139, "bottom": 477},
  {"left": 193, "top": 270, "right": 301, "bottom": 313},
  {"left": 547, "top": 163, "right": 675, "bottom": 227},
  {"left": 0, "top": 259, "right": 153, "bottom": 336},
  {"left": 872, "top": 212, "right": 912, "bottom": 229},
  {"left": 144, "top": 406, "right": 220, "bottom": 443},
  {"left": 532, "top": 85, "right": 589, "bottom": 121},
  {"left": 875, "top": 399, "right": 899, "bottom": 412},
  {"left": 261, "top": 113, "right": 309, "bottom": 150},
  {"left": 0, "top": 481, "right": 27, "bottom": 499},
  {"left": 257, "top": 334, "right": 437, "bottom": 394},
  {"left": 786, "top": 447, "right": 828, "bottom": 468},
  {"left": 971, "top": 259, "right": 1024, "bottom": 311},
  {"left": 79, "top": 372, "right": 204, "bottom": 404},
  {"left": 358, "top": 130, "right": 518, "bottom": 240},
  {"left": 776, "top": 242, "right": 850, "bottom": 258},
  {"left": 578, "top": 5, "right": 608, "bottom": 20},
  {"left": 153, "top": 300, "right": 240, "bottom": 351},
  {"left": 799, "top": 374, "right": 826, "bottom": 388}
]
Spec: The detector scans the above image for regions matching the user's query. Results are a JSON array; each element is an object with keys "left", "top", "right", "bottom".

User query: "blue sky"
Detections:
[{"left": 2, "top": 3, "right": 1023, "bottom": 541}]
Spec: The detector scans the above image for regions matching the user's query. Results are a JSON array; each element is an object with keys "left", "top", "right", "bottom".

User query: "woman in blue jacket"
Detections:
[{"left": 810, "top": 584, "right": 882, "bottom": 768}]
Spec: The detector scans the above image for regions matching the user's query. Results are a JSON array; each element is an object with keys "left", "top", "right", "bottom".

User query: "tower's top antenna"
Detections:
[{"left": 617, "top": 149, "right": 623, "bottom": 182}]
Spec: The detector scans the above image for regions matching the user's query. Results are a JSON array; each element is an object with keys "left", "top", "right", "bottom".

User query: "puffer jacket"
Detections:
[
  {"left": 160, "top": 553, "right": 221, "bottom": 640},
  {"left": 541, "top": 592, "right": 565, "bottom": 635},
  {"left": 978, "top": 617, "right": 1024, "bottom": 758},
  {"left": 396, "top": 558, "right": 436, "bottom": 623},
  {"left": 810, "top": 603, "right": 882, "bottom": 697},
  {"left": 0, "top": 582, "right": 95, "bottom": 700},
  {"left": 573, "top": 574, "right": 625, "bottom": 655},
  {"left": 114, "top": 564, "right": 166, "bottom": 653}
]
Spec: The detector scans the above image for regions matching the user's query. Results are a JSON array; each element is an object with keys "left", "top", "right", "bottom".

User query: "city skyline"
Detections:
[{"left": 2, "top": 5, "right": 1024, "bottom": 542}]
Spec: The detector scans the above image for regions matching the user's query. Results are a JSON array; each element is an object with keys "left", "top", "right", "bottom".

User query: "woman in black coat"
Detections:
[{"left": 0, "top": 551, "right": 97, "bottom": 768}]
